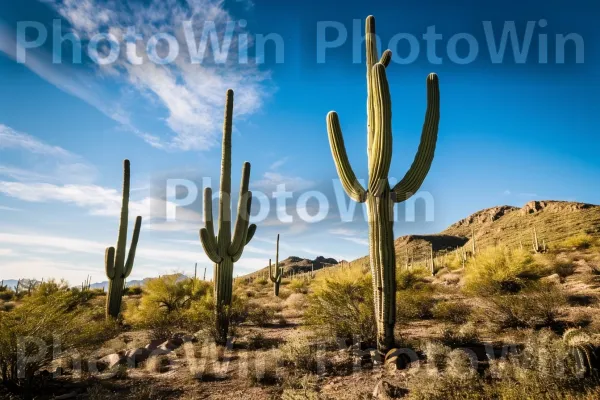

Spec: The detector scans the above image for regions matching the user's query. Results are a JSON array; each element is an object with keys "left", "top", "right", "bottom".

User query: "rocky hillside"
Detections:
[
  {"left": 390, "top": 200, "right": 600, "bottom": 264},
  {"left": 245, "top": 256, "right": 339, "bottom": 279}
]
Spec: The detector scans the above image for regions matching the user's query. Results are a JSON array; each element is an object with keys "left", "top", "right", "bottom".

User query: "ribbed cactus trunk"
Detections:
[
  {"left": 200, "top": 90, "right": 257, "bottom": 345},
  {"left": 367, "top": 187, "right": 397, "bottom": 352},
  {"left": 325, "top": 16, "right": 440, "bottom": 355},
  {"left": 105, "top": 160, "right": 142, "bottom": 319}
]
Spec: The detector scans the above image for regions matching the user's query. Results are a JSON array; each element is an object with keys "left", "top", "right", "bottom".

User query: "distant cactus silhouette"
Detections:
[
  {"left": 325, "top": 15, "right": 440, "bottom": 354},
  {"left": 105, "top": 160, "right": 142, "bottom": 319},
  {"left": 269, "top": 234, "right": 283, "bottom": 296},
  {"left": 199, "top": 89, "right": 256, "bottom": 345}
]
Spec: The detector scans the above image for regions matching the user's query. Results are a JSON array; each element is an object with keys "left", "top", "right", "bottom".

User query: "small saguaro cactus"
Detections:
[
  {"left": 325, "top": 15, "right": 440, "bottom": 355},
  {"left": 269, "top": 234, "right": 283, "bottom": 296},
  {"left": 105, "top": 160, "right": 142, "bottom": 319},
  {"left": 532, "top": 227, "right": 547, "bottom": 253},
  {"left": 429, "top": 244, "right": 435, "bottom": 276},
  {"left": 199, "top": 89, "right": 257, "bottom": 345}
]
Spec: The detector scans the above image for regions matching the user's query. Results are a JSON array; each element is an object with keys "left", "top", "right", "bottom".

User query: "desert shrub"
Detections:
[
  {"left": 553, "top": 258, "right": 576, "bottom": 279},
  {"left": 397, "top": 267, "right": 429, "bottom": 290},
  {"left": 424, "top": 341, "right": 452, "bottom": 370},
  {"left": 464, "top": 247, "right": 546, "bottom": 295},
  {"left": 125, "top": 275, "right": 212, "bottom": 335},
  {"left": 304, "top": 265, "right": 375, "bottom": 343},
  {"left": 254, "top": 277, "right": 268, "bottom": 286},
  {"left": 488, "top": 329, "right": 598, "bottom": 396},
  {"left": 245, "top": 349, "right": 282, "bottom": 386},
  {"left": 0, "top": 301, "right": 15, "bottom": 312},
  {"left": 285, "top": 293, "right": 307, "bottom": 309},
  {"left": 289, "top": 278, "right": 309, "bottom": 294},
  {"left": 489, "top": 284, "right": 566, "bottom": 329},
  {"left": 396, "top": 289, "right": 436, "bottom": 321},
  {"left": 247, "top": 306, "right": 276, "bottom": 327},
  {"left": 0, "top": 288, "right": 118, "bottom": 387},
  {"left": 123, "top": 285, "right": 143, "bottom": 296},
  {"left": 432, "top": 301, "right": 471, "bottom": 324},
  {"left": 278, "top": 288, "right": 292, "bottom": 300},
  {"left": 185, "top": 294, "right": 249, "bottom": 342},
  {"left": 559, "top": 234, "right": 595, "bottom": 250},
  {"left": 280, "top": 336, "right": 328, "bottom": 373},
  {"left": 0, "top": 290, "right": 14, "bottom": 302},
  {"left": 440, "top": 323, "right": 480, "bottom": 347}
]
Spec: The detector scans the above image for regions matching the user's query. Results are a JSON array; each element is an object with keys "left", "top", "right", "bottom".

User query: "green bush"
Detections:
[
  {"left": 488, "top": 284, "right": 566, "bottom": 329},
  {"left": 397, "top": 267, "right": 429, "bottom": 290},
  {"left": 559, "top": 234, "right": 595, "bottom": 250},
  {"left": 289, "top": 278, "right": 309, "bottom": 294},
  {"left": 0, "top": 290, "right": 14, "bottom": 302},
  {"left": 248, "top": 306, "right": 276, "bottom": 327},
  {"left": 553, "top": 258, "right": 575, "bottom": 279},
  {"left": 464, "top": 247, "right": 546, "bottom": 295},
  {"left": 305, "top": 265, "right": 375, "bottom": 343},
  {"left": 396, "top": 289, "right": 437, "bottom": 321},
  {"left": 280, "top": 335, "right": 328, "bottom": 373},
  {"left": 432, "top": 301, "right": 471, "bottom": 324},
  {"left": 0, "top": 287, "right": 118, "bottom": 387}
]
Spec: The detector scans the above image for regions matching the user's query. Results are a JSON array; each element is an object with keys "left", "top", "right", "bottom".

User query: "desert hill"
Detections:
[
  {"left": 244, "top": 256, "right": 339, "bottom": 279},
  {"left": 390, "top": 200, "right": 600, "bottom": 266}
]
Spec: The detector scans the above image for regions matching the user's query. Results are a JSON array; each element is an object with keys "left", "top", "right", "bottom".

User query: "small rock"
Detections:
[
  {"left": 145, "top": 339, "right": 165, "bottom": 351},
  {"left": 124, "top": 348, "right": 152, "bottom": 366},
  {"left": 99, "top": 353, "right": 125, "bottom": 370},
  {"left": 158, "top": 337, "right": 184, "bottom": 351}
]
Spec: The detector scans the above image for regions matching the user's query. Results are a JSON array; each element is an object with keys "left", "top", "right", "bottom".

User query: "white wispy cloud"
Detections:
[
  {"left": 33, "top": 0, "right": 272, "bottom": 151},
  {"left": 269, "top": 157, "right": 289, "bottom": 171},
  {"left": 341, "top": 237, "right": 368, "bottom": 246},
  {"left": 0, "top": 124, "right": 73, "bottom": 157},
  {"left": 254, "top": 172, "right": 315, "bottom": 192},
  {"left": 0, "top": 125, "right": 97, "bottom": 184},
  {"left": 0, "top": 181, "right": 203, "bottom": 232}
]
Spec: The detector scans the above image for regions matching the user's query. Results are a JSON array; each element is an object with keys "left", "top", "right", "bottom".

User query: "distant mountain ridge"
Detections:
[
  {"left": 394, "top": 200, "right": 600, "bottom": 264},
  {"left": 244, "top": 256, "right": 339, "bottom": 279}
]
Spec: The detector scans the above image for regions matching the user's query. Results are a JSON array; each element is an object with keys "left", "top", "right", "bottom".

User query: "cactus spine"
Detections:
[
  {"left": 105, "top": 160, "right": 142, "bottom": 319},
  {"left": 269, "top": 234, "right": 283, "bottom": 296},
  {"left": 325, "top": 16, "right": 440, "bottom": 354},
  {"left": 199, "top": 89, "right": 257, "bottom": 345}
]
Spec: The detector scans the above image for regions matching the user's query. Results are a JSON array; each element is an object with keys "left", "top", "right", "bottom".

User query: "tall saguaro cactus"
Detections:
[
  {"left": 269, "top": 234, "right": 283, "bottom": 296},
  {"left": 105, "top": 160, "right": 142, "bottom": 319},
  {"left": 200, "top": 89, "right": 257, "bottom": 345},
  {"left": 325, "top": 16, "right": 440, "bottom": 354}
]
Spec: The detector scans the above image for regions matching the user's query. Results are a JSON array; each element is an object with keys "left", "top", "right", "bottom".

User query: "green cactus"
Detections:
[
  {"left": 269, "top": 234, "right": 283, "bottom": 296},
  {"left": 325, "top": 15, "right": 440, "bottom": 354},
  {"left": 532, "top": 226, "right": 547, "bottom": 253},
  {"left": 105, "top": 159, "right": 142, "bottom": 319},
  {"left": 199, "top": 89, "right": 257, "bottom": 345}
]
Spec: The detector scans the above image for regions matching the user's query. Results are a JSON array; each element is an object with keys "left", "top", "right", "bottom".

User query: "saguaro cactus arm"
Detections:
[
  {"left": 245, "top": 224, "right": 257, "bottom": 244},
  {"left": 124, "top": 216, "right": 142, "bottom": 278},
  {"left": 229, "top": 162, "right": 253, "bottom": 257},
  {"left": 327, "top": 112, "right": 367, "bottom": 203},
  {"left": 230, "top": 192, "right": 253, "bottom": 262},
  {"left": 391, "top": 73, "right": 440, "bottom": 203},
  {"left": 200, "top": 187, "right": 221, "bottom": 263},
  {"left": 105, "top": 247, "right": 116, "bottom": 279}
]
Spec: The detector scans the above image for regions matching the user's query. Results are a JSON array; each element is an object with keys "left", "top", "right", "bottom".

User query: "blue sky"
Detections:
[{"left": 0, "top": 0, "right": 598, "bottom": 285}]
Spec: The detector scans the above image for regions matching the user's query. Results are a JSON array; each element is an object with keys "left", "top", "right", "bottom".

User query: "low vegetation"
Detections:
[{"left": 1, "top": 234, "right": 599, "bottom": 399}]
